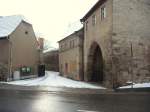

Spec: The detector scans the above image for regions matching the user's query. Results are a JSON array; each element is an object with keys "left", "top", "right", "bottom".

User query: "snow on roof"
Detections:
[{"left": 0, "top": 15, "right": 29, "bottom": 38}]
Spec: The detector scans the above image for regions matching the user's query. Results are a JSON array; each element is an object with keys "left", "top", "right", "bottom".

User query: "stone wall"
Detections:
[
  {"left": 83, "top": 0, "right": 113, "bottom": 87},
  {"left": 59, "top": 29, "right": 84, "bottom": 81},
  {"left": 44, "top": 50, "right": 59, "bottom": 72},
  {"left": 82, "top": 0, "right": 150, "bottom": 87},
  {"left": 112, "top": 0, "right": 150, "bottom": 85}
]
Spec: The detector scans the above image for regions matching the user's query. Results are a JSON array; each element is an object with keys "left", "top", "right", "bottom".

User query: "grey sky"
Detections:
[{"left": 0, "top": 0, "right": 98, "bottom": 48}]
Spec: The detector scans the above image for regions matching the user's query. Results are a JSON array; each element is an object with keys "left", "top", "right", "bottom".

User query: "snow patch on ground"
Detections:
[
  {"left": 3, "top": 71, "right": 105, "bottom": 89},
  {"left": 119, "top": 82, "right": 150, "bottom": 89}
]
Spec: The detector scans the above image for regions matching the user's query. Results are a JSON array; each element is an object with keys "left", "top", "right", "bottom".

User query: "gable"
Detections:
[
  {"left": 81, "top": 0, "right": 107, "bottom": 22},
  {"left": 0, "top": 15, "right": 29, "bottom": 38}
]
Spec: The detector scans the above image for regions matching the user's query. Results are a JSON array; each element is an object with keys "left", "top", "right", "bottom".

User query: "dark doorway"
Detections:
[
  {"left": 92, "top": 46, "right": 103, "bottom": 82},
  {"left": 65, "top": 63, "right": 68, "bottom": 74},
  {"left": 87, "top": 42, "right": 103, "bottom": 83},
  {"left": 38, "top": 65, "right": 45, "bottom": 77}
]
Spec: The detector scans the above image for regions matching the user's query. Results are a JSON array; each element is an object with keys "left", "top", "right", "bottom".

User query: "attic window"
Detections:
[{"left": 25, "top": 31, "right": 28, "bottom": 35}]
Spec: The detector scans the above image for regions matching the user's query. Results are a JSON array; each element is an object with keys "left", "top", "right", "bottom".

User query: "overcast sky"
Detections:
[{"left": 0, "top": 0, "right": 98, "bottom": 48}]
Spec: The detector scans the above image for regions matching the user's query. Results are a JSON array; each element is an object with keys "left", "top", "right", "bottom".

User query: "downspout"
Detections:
[
  {"left": 7, "top": 36, "right": 12, "bottom": 81},
  {"left": 80, "top": 21, "right": 84, "bottom": 81}
]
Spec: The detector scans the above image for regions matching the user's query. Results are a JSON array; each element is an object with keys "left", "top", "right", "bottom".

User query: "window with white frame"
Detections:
[{"left": 101, "top": 6, "right": 106, "bottom": 20}]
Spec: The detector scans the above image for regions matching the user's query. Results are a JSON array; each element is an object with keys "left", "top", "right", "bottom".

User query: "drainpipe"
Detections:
[
  {"left": 7, "top": 36, "right": 12, "bottom": 81},
  {"left": 80, "top": 21, "right": 84, "bottom": 81},
  {"left": 130, "top": 42, "right": 134, "bottom": 89}
]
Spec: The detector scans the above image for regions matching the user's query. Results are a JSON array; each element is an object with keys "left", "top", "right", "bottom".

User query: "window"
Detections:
[
  {"left": 101, "top": 6, "right": 106, "bottom": 20},
  {"left": 25, "top": 31, "right": 28, "bottom": 35},
  {"left": 61, "top": 44, "right": 64, "bottom": 50},
  {"left": 92, "top": 15, "right": 96, "bottom": 26},
  {"left": 60, "top": 44, "right": 63, "bottom": 50},
  {"left": 60, "top": 44, "right": 63, "bottom": 49},
  {"left": 70, "top": 40, "right": 75, "bottom": 48},
  {"left": 72, "top": 40, "right": 75, "bottom": 47},
  {"left": 70, "top": 40, "right": 72, "bottom": 48},
  {"left": 70, "top": 41, "right": 72, "bottom": 48},
  {"left": 63, "top": 43, "right": 67, "bottom": 50}
]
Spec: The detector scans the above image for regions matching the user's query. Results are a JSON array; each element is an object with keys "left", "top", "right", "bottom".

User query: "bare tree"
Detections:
[{"left": 43, "top": 39, "right": 57, "bottom": 52}]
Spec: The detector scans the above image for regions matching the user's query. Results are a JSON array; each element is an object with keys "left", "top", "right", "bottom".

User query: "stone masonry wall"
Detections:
[
  {"left": 44, "top": 50, "right": 59, "bottom": 72},
  {"left": 59, "top": 29, "right": 84, "bottom": 81},
  {"left": 112, "top": 0, "right": 150, "bottom": 85},
  {"left": 83, "top": 0, "right": 113, "bottom": 87}
]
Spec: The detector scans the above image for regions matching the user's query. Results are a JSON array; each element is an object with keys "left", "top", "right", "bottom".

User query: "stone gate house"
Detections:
[
  {"left": 58, "top": 28, "right": 84, "bottom": 81},
  {"left": 59, "top": 0, "right": 150, "bottom": 88},
  {"left": 0, "top": 15, "right": 40, "bottom": 81},
  {"left": 81, "top": 0, "right": 150, "bottom": 87}
]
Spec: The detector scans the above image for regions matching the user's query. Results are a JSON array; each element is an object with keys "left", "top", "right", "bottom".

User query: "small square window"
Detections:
[{"left": 25, "top": 31, "right": 28, "bottom": 35}]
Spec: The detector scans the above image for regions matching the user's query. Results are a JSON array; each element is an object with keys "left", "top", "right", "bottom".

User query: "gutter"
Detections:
[{"left": 0, "top": 36, "right": 7, "bottom": 40}]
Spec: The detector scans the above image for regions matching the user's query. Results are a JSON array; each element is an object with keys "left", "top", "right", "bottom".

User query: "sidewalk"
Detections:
[
  {"left": 0, "top": 83, "right": 111, "bottom": 94},
  {"left": 116, "top": 87, "right": 150, "bottom": 92}
]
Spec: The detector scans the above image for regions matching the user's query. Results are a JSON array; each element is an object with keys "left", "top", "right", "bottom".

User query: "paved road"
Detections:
[{"left": 0, "top": 89, "right": 150, "bottom": 112}]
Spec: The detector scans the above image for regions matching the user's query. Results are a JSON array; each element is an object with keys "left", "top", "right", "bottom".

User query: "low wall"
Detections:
[{"left": 0, "top": 63, "right": 8, "bottom": 81}]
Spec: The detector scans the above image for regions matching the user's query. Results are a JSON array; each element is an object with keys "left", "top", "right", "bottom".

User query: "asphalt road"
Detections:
[
  {"left": 0, "top": 90, "right": 150, "bottom": 112},
  {"left": 0, "top": 89, "right": 150, "bottom": 112}
]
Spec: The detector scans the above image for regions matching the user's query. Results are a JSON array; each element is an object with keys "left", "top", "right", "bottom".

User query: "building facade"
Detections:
[
  {"left": 58, "top": 28, "right": 84, "bottom": 80},
  {"left": 44, "top": 50, "right": 59, "bottom": 72},
  {"left": 81, "top": 0, "right": 150, "bottom": 87},
  {"left": 0, "top": 15, "right": 40, "bottom": 81}
]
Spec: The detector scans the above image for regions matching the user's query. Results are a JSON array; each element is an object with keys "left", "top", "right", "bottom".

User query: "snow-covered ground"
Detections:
[
  {"left": 119, "top": 82, "right": 150, "bottom": 89},
  {"left": 2, "top": 71, "right": 105, "bottom": 89}
]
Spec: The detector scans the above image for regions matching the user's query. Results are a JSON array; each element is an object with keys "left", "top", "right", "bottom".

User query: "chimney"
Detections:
[{"left": 38, "top": 38, "right": 44, "bottom": 50}]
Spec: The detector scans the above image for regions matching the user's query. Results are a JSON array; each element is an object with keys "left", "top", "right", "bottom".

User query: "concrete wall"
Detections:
[
  {"left": 112, "top": 0, "right": 150, "bottom": 85},
  {"left": 59, "top": 30, "right": 84, "bottom": 80},
  {"left": 83, "top": 0, "right": 113, "bottom": 87},
  {"left": 10, "top": 21, "right": 40, "bottom": 77}
]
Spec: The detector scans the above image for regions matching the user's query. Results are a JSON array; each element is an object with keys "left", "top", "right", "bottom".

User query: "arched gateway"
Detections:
[{"left": 87, "top": 42, "right": 103, "bottom": 83}]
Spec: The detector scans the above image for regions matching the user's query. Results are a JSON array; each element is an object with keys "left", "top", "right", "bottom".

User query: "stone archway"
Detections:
[{"left": 87, "top": 42, "right": 103, "bottom": 83}]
